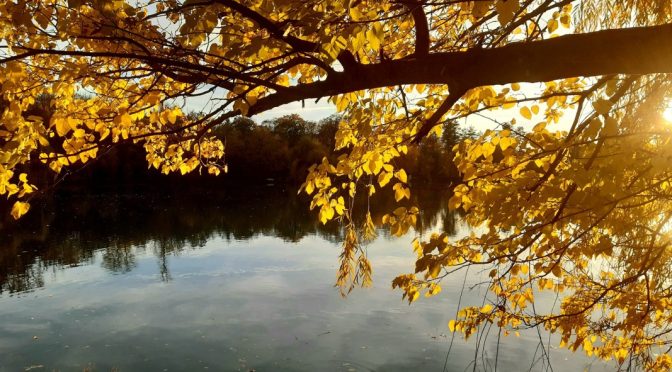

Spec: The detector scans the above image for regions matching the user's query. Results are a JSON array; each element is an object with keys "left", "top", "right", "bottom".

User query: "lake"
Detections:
[{"left": 0, "top": 187, "right": 611, "bottom": 371}]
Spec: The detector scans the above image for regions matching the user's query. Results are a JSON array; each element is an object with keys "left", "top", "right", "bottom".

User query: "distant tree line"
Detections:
[
  {"left": 2, "top": 94, "right": 479, "bottom": 194},
  {"left": 210, "top": 113, "right": 478, "bottom": 184}
]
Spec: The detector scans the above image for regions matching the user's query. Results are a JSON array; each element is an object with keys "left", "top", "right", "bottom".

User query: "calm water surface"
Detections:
[{"left": 0, "top": 187, "right": 611, "bottom": 371}]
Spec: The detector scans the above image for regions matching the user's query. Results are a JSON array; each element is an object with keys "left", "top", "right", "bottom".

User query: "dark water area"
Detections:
[{"left": 0, "top": 187, "right": 610, "bottom": 371}]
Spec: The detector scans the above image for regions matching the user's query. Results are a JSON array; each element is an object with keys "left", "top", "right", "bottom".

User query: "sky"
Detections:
[
  {"left": 183, "top": 86, "right": 336, "bottom": 123},
  {"left": 182, "top": 82, "right": 581, "bottom": 134},
  {"left": 253, "top": 100, "right": 336, "bottom": 122}
]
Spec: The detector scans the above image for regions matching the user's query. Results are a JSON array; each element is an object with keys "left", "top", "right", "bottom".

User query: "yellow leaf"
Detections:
[
  {"left": 179, "top": 163, "right": 191, "bottom": 175},
  {"left": 496, "top": 0, "right": 520, "bottom": 25},
  {"left": 533, "top": 122, "right": 546, "bottom": 132},
  {"left": 378, "top": 171, "right": 393, "bottom": 187},
  {"left": 349, "top": 4, "right": 362, "bottom": 21},
  {"left": 53, "top": 117, "right": 71, "bottom": 137},
  {"left": 395, "top": 169, "right": 408, "bottom": 183},
  {"left": 393, "top": 183, "right": 410, "bottom": 201},
  {"left": 448, "top": 194, "right": 461, "bottom": 210},
  {"left": 548, "top": 18, "right": 559, "bottom": 33},
  {"left": 583, "top": 338, "right": 594, "bottom": 354},
  {"left": 11, "top": 201, "right": 30, "bottom": 219},
  {"left": 73, "top": 128, "right": 86, "bottom": 138},
  {"left": 481, "top": 142, "right": 495, "bottom": 157},
  {"left": 583, "top": 118, "right": 602, "bottom": 139},
  {"left": 472, "top": 1, "right": 493, "bottom": 18},
  {"left": 114, "top": 113, "right": 132, "bottom": 128},
  {"left": 368, "top": 158, "right": 383, "bottom": 175},
  {"left": 167, "top": 109, "right": 178, "bottom": 124},
  {"left": 427, "top": 283, "right": 442, "bottom": 296},
  {"left": 520, "top": 106, "right": 532, "bottom": 120},
  {"left": 592, "top": 99, "right": 613, "bottom": 115},
  {"left": 366, "top": 28, "right": 380, "bottom": 50},
  {"left": 500, "top": 137, "right": 514, "bottom": 150},
  {"left": 603, "top": 116, "right": 618, "bottom": 137}
]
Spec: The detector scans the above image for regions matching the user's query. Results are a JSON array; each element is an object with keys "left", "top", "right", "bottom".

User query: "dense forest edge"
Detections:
[
  {"left": 2, "top": 94, "right": 479, "bottom": 203},
  {"left": 41, "top": 113, "right": 477, "bottom": 191}
]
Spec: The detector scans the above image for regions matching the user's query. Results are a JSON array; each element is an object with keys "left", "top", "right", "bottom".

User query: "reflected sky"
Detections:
[{"left": 0, "top": 188, "right": 612, "bottom": 371}]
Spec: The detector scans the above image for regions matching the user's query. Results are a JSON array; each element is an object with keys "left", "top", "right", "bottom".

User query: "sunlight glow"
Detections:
[{"left": 664, "top": 106, "right": 672, "bottom": 123}]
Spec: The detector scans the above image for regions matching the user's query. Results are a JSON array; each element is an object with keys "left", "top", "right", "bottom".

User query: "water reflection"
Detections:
[
  {"left": 0, "top": 186, "right": 452, "bottom": 295},
  {"left": 0, "top": 187, "right": 611, "bottom": 371}
]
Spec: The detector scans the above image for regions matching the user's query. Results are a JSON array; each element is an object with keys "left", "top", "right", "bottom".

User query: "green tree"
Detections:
[
  {"left": 316, "top": 114, "right": 341, "bottom": 153},
  {"left": 265, "top": 114, "right": 314, "bottom": 144}
]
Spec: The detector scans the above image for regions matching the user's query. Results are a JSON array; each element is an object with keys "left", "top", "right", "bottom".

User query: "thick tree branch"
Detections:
[
  {"left": 360, "top": 23, "right": 672, "bottom": 88},
  {"left": 251, "top": 23, "right": 672, "bottom": 119},
  {"left": 401, "top": 0, "right": 430, "bottom": 56},
  {"left": 13, "top": 23, "right": 672, "bottom": 96}
]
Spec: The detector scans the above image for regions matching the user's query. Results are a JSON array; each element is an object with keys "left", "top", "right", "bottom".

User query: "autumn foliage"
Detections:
[{"left": 2, "top": 0, "right": 672, "bottom": 369}]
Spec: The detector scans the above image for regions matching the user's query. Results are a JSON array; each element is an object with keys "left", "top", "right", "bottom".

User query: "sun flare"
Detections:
[{"left": 664, "top": 106, "right": 672, "bottom": 123}]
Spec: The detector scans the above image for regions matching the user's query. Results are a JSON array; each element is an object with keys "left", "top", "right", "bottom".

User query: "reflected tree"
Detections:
[{"left": 0, "top": 186, "right": 452, "bottom": 293}]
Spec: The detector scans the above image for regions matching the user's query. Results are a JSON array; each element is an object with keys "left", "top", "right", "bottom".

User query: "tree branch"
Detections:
[
  {"left": 213, "top": 0, "right": 318, "bottom": 53},
  {"left": 248, "top": 23, "right": 672, "bottom": 125},
  {"left": 361, "top": 23, "right": 672, "bottom": 89},
  {"left": 413, "top": 86, "right": 467, "bottom": 142},
  {"left": 213, "top": 0, "right": 359, "bottom": 70},
  {"left": 9, "top": 23, "right": 672, "bottom": 142},
  {"left": 401, "top": 0, "right": 430, "bottom": 55}
]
